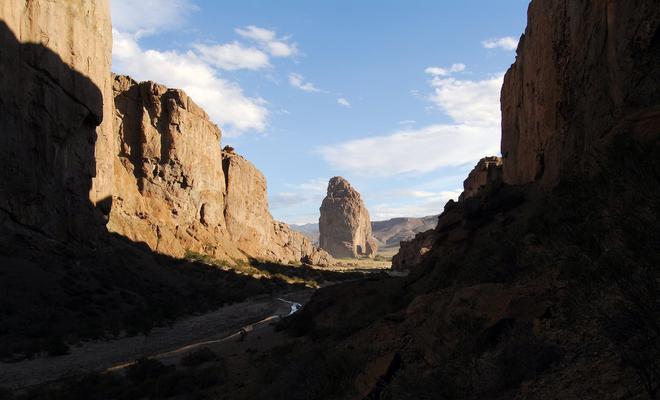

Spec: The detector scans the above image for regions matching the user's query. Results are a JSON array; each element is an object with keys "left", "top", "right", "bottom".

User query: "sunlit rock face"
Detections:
[
  {"left": 318, "top": 177, "right": 377, "bottom": 258},
  {"left": 0, "top": 0, "right": 113, "bottom": 240},
  {"left": 109, "top": 75, "right": 330, "bottom": 265},
  {"left": 108, "top": 75, "right": 244, "bottom": 260}
]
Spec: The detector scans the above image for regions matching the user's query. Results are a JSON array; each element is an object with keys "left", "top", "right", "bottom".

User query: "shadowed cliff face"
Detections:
[
  {"left": 0, "top": 20, "right": 109, "bottom": 240},
  {"left": 254, "top": 1, "right": 660, "bottom": 398},
  {"left": 501, "top": 0, "right": 660, "bottom": 188},
  {"left": 0, "top": 7, "right": 320, "bottom": 363}
]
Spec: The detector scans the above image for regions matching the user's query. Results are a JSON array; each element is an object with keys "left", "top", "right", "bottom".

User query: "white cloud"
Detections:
[
  {"left": 482, "top": 36, "right": 519, "bottom": 51},
  {"left": 289, "top": 73, "right": 321, "bottom": 93},
  {"left": 193, "top": 42, "right": 270, "bottom": 71},
  {"left": 111, "top": 0, "right": 198, "bottom": 35},
  {"left": 111, "top": 6, "right": 307, "bottom": 134},
  {"left": 319, "top": 65, "right": 502, "bottom": 177},
  {"left": 428, "top": 73, "right": 504, "bottom": 126},
  {"left": 390, "top": 190, "right": 438, "bottom": 198},
  {"left": 236, "top": 25, "right": 298, "bottom": 57},
  {"left": 370, "top": 190, "right": 461, "bottom": 220},
  {"left": 319, "top": 123, "right": 499, "bottom": 177},
  {"left": 337, "top": 98, "right": 351, "bottom": 107},
  {"left": 112, "top": 30, "right": 268, "bottom": 134},
  {"left": 424, "top": 63, "right": 466, "bottom": 77}
]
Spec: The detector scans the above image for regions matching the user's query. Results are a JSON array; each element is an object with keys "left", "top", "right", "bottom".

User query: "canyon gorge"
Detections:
[{"left": 0, "top": 0, "right": 659, "bottom": 399}]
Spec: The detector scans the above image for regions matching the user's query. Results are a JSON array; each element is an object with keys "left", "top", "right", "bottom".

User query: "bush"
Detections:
[
  {"left": 45, "top": 337, "right": 69, "bottom": 357},
  {"left": 180, "top": 347, "right": 218, "bottom": 367},
  {"left": 126, "top": 358, "right": 171, "bottom": 382}
]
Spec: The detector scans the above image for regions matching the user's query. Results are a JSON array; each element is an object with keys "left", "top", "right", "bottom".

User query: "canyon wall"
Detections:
[
  {"left": 0, "top": 0, "right": 328, "bottom": 266},
  {"left": 319, "top": 177, "right": 377, "bottom": 258},
  {"left": 273, "top": 1, "right": 660, "bottom": 398},
  {"left": 0, "top": 0, "right": 113, "bottom": 240},
  {"left": 108, "top": 75, "right": 243, "bottom": 260},
  {"left": 109, "top": 75, "right": 329, "bottom": 265},
  {"left": 501, "top": 0, "right": 660, "bottom": 187}
]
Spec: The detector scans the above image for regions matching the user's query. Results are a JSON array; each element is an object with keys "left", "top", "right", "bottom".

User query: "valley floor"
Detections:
[{"left": 0, "top": 291, "right": 312, "bottom": 390}]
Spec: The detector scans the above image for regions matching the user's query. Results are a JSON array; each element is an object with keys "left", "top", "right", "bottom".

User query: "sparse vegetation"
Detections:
[
  {"left": 185, "top": 251, "right": 371, "bottom": 288},
  {"left": 180, "top": 347, "right": 219, "bottom": 367},
  {"left": 11, "top": 357, "right": 228, "bottom": 400}
]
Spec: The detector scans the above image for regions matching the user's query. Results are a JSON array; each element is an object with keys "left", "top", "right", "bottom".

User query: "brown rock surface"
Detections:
[
  {"left": 109, "top": 75, "right": 330, "bottom": 265},
  {"left": 108, "top": 75, "right": 242, "bottom": 260},
  {"left": 501, "top": 0, "right": 660, "bottom": 188},
  {"left": 223, "top": 151, "right": 332, "bottom": 265},
  {"left": 222, "top": 151, "right": 271, "bottom": 255},
  {"left": 318, "top": 177, "right": 377, "bottom": 258},
  {"left": 0, "top": 0, "right": 113, "bottom": 239},
  {"left": 458, "top": 156, "right": 502, "bottom": 201},
  {"left": 253, "top": 1, "right": 660, "bottom": 398}
]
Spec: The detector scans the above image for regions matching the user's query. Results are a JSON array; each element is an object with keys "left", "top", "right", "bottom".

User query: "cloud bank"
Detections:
[
  {"left": 111, "top": 1, "right": 300, "bottom": 135},
  {"left": 319, "top": 65, "right": 502, "bottom": 177}
]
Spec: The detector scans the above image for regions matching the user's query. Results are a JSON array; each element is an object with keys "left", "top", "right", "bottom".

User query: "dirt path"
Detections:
[{"left": 0, "top": 291, "right": 312, "bottom": 389}]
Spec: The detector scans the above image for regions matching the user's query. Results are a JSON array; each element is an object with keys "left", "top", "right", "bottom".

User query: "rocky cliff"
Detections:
[
  {"left": 0, "top": 0, "right": 113, "bottom": 240},
  {"left": 108, "top": 75, "right": 241, "bottom": 260},
  {"left": 0, "top": 1, "right": 329, "bottom": 265},
  {"left": 0, "top": 0, "right": 334, "bottom": 363},
  {"left": 392, "top": 156, "right": 502, "bottom": 270},
  {"left": 109, "top": 75, "right": 329, "bottom": 265},
  {"left": 223, "top": 149, "right": 331, "bottom": 265},
  {"left": 501, "top": 0, "right": 660, "bottom": 188},
  {"left": 318, "top": 177, "right": 377, "bottom": 258},
  {"left": 458, "top": 156, "right": 502, "bottom": 201},
  {"left": 260, "top": 1, "right": 660, "bottom": 398}
]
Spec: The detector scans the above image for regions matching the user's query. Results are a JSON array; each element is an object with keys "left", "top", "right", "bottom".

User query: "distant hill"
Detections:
[
  {"left": 371, "top": 215, "right": 438, "bottom": 247},
  {"left": 290, "top": 222, "right": 321, "bottom": 244},
  {"left": 291, "top": 215, "right": 438, "bottom": 256}
]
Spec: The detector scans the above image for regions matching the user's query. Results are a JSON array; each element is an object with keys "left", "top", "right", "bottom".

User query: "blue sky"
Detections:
[{"left": 111, "top": 0, "right": 529, "bottom": 224}]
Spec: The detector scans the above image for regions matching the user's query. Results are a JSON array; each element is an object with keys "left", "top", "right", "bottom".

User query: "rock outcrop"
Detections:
[
  {"left": 501, "top": 0, "right": 660, "bottom": 188},
  {"left": 108, "top": 75, "right": 242, "bottom": 260},
  {"left": 0, "top": 0, "right": 113, "bottom": 240},
  {"left": 108, "top": 75, "right": 330, "bottom": 265},
  {"left": 318, "top": 177, "right": 377, "bottom": 258},
  {"left": 223, "top": 150, "right": 332, "bottom": 266},
  {"left": 393, "top": 156, "right": 501, "bottom": 270},
  {"left": 458, "top": 156, "right": 502, "bottom": 201}
]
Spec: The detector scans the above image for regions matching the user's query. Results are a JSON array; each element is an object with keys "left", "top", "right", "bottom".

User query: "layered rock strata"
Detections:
[{"left": 318, "top": 177, "right": 377, "bottom": 258}]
